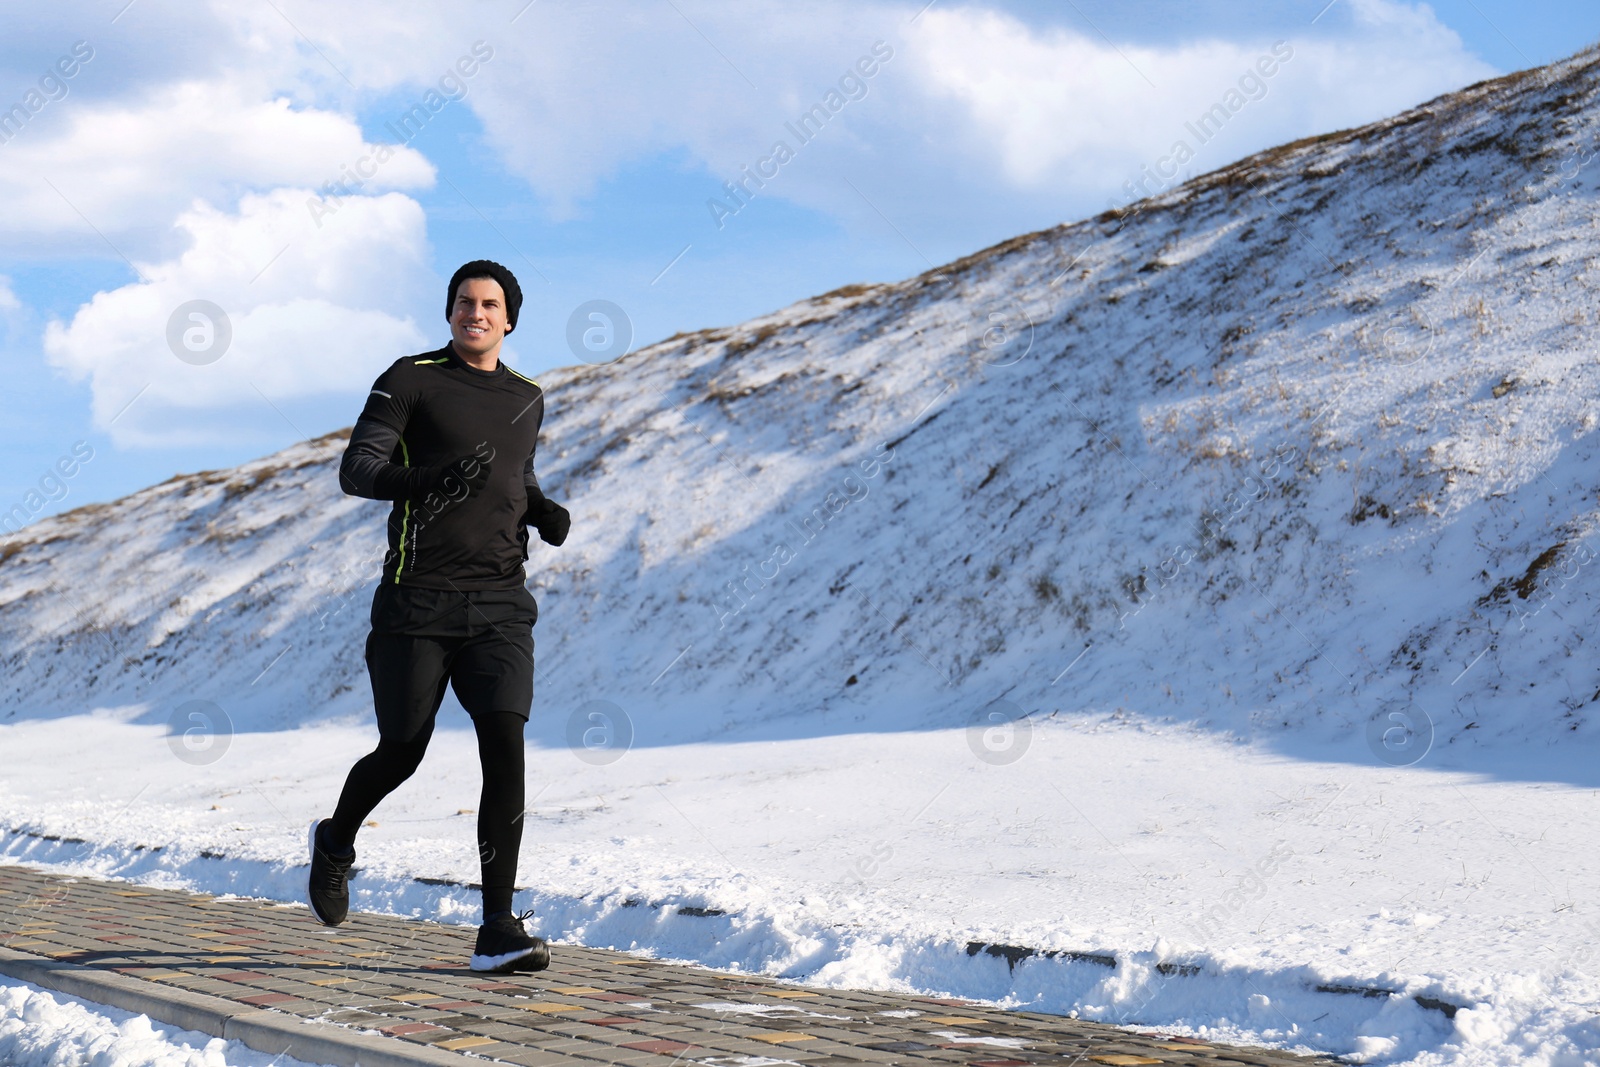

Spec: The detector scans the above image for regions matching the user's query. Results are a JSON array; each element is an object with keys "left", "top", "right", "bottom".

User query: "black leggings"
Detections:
[{"left": 327, "top": 709, "right": 526, "bottom": 916}]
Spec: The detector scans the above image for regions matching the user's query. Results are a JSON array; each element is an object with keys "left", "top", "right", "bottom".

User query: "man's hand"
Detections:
[
  {"left": 523, "top": 490, "right": 571, "bottom": 546},
  {"left": 421, "top": 454, "right": 492, "bottom": 500}
]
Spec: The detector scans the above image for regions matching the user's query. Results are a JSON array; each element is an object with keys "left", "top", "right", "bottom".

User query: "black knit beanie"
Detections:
[{"left": 446, "top": 260, "right": 522, "bottom": 333}]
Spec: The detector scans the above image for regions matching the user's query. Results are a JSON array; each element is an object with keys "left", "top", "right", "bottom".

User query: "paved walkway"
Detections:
[{"left": 0, "top": 863, "right": 1335, "bottom": 1067}]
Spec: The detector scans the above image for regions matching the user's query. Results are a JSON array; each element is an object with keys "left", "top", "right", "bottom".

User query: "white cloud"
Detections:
[
  {"left": 422, "top": 0, "right": 1496, "bottom": 243},
  {"left": 902, "top": 0, "right": 1495, "bottom": 200},
  {"left": 1287, "top": 0, "right": 1500, "bottom": 128},
  {"left": 43, "top": 188, "right": 431, "bottom": 448},
  {"left": 459, "top": 2, "right": 862, "bottom": 216},
  {"left": 0, "top": 76, "right": 435, "bottom": 252},
  {"left": 0, "top": 273, "right": 20, "bottom": 343},
  {"left": 905, "top": 10, "right": 1254, "bottom": 188}
]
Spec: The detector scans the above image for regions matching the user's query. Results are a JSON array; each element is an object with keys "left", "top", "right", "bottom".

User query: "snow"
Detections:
[
  {"left": 0, "top": 975, "right": 328, "bottom": 1067},
  {"left": 4, "top": 42, "right": 1600, "bottom": 1067},
  {"left": 5, "top": 715, "right": 1599, "bottom": 1064}
]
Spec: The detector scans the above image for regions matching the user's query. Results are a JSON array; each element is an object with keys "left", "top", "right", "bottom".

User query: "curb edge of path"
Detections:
[{"left": 0, "top": 945, "right": 482, "bottom": 1067}]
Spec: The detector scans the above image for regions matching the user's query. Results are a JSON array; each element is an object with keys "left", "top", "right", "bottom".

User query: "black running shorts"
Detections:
[{"left": 365, "top": 583, "right": 537, "bottom": 740}]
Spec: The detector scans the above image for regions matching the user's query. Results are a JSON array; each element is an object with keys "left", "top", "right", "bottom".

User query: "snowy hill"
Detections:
[
  {"left": 6, "top": 45, "right": 1600, "bottom": 1067},
  {"left": 6, "top": 47, "right": 1600, "bottom": 761}
]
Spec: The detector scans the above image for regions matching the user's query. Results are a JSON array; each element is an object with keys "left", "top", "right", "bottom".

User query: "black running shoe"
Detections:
[
  {"left": 306, "top": 819, "right": 355, "bottom": 926},
  {"left": 470, "top": 910, "right": 550, "bottom": 973}
]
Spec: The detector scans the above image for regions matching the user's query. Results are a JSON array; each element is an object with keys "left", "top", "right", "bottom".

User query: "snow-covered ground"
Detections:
[
  {"left": 5, "top": 712, "right": 1598, "bottom": 1065},
  {"left": 5, "top": 42, "right": 1600, "bottom": 1067},
  {"left": 0, "top": 974, "right": 328, "bottom": 1067}
]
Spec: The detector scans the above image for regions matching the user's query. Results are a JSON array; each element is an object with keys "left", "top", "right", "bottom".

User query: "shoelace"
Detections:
[
  {"left": 317, "top": 846, "right": 354, "bottom": 893},
  {"left": 322, "top": 863, "right": 348, "bottom": 894}
]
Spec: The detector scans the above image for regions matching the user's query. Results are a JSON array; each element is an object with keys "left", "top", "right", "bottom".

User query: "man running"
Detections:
[{"left": 306, "top": 260, "right": 570, "bottom": 973}]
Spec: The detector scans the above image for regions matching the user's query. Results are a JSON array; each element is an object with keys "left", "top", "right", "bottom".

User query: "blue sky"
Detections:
[{"left": 1, "top": 0, "right": 1596, "bottom": 527}]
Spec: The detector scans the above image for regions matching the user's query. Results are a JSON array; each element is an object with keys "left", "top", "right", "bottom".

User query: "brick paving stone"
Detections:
[
  {"left": 492, "top": 1050, "right": 575, "bottom": 1067},
  {"left": 0, "top": 863, "right": 1342, "bottom": 1066},
  {"left": 618, "top": 1038, "right": 700, "bottom": 1054}
]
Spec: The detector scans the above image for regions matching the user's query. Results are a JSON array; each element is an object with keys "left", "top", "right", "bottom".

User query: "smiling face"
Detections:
[{"left": 448, "top": 276, "right": 511, "bottom": 367}]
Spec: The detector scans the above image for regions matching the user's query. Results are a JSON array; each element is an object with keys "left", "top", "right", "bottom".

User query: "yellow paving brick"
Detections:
[
  {"left": 1156, "top": 1044, "right": 1210, "bottom": 1052},
  {"left": 750, "top": 1032, "right": 816, "bottom": 1044},
  {"left": 437, "top": 1037, "right": 498, "bottom": 1051},
  {"left": 6, "top": 940, "right": 47, "bottom": 949},
  {"left": 513, "top": 1002, "right": 587, "bottom": 1014},
  {"left": 1091, "top": 1056, "right": 1163, "bottom": 1066},
  {"left": 388, "top": 993, "right": 443, "bottom": 1002},
  {"left": 291, "top": 959, "right": 339, "bottom": 967},
  {"left": 766, "top": 990, "right": 820, "bottom": 998},
  {"left": 308, "top": 976, "right": 355, "bottom": 986},
  {"left": 550, "top": 986, "right": 606, "bottom": 995},
  {"left": 204, "top": 955, "right": 251, "bottom": 963}
]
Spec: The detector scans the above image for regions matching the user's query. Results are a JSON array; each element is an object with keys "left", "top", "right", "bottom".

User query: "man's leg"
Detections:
[
  {"left": 326, "top": 630, "right": 453, "bottom": 850},
  {"left": 451, "top": 614, "right": 534, "bottom": 915},
  {"left": 462, "top": 703, "right": 544, "bottom": 972},
  {"left": 448, "top": 610, "right": 537, "bottom": 962},
  {"left": 471, "top": 709, "right": 527, "bottom": 918}
]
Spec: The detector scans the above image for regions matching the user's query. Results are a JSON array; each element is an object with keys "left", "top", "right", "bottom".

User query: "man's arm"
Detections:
[
  {"left": 344, "top": 369, "right": 426, "bottom": 501},
  {"left": 522, "top": 450, "right": 541, "bottom": 497},
  {"left": 520, "top": 452, "right": 569, "bottom": 546},
  {"left": 341, "top": 418, "right": 427, "bottom": 500},
  {"left": 340, "top": 418, "right": 490, "bottom": 501}
]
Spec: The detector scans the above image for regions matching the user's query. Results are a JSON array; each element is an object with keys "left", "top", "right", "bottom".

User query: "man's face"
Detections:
[{"left": 449, "top": 276, "right": 511, "bottom": 360}]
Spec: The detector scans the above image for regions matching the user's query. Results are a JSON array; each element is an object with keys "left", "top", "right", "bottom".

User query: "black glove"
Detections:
[
  {"left": 419, "top": 454, "right": 492, "bottom": 501},
  {"left": 523, "top": 490, "right": 570, "bottom": 546}
]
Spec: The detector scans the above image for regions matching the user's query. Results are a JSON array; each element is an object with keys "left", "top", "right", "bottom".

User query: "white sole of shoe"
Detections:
[{"left": 469, "top": 946, "right": 545, "bottom": 973}]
